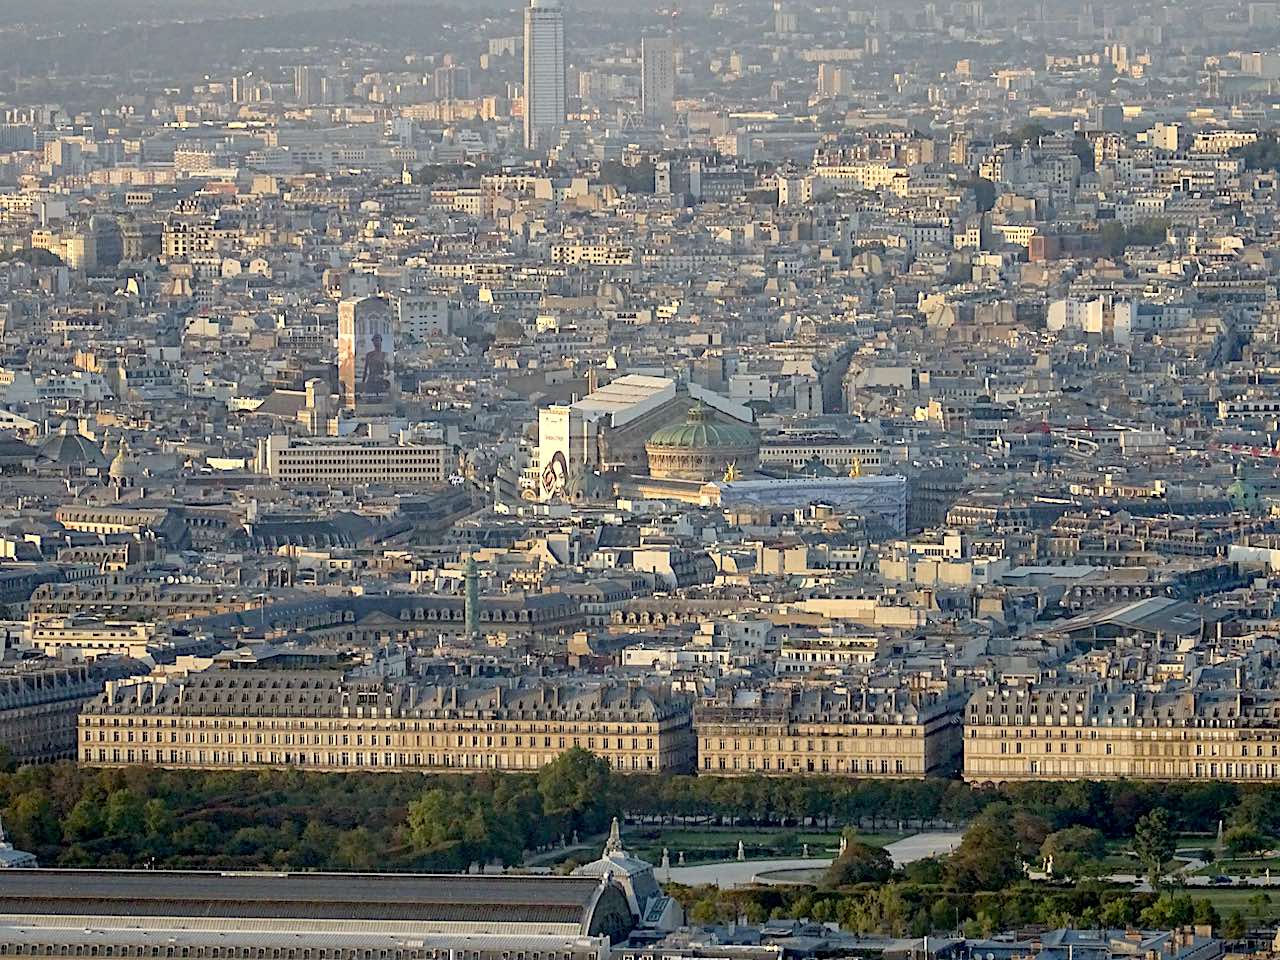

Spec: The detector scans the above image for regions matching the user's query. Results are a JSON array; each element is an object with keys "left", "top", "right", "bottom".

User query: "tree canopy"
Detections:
[
  {"left": 598, "top": 160, "right": 656, "bottom": 194},
  {"left": 946, "top": 806, "right": 1022, "bottom": 893},
  {"left": 1234, "top": 133, "right": 1280, "bottom": 172},
  {"left": 825, "top": 831, "right": 894, "bottom": 887},
  {"left": 2, "top": 760, "right": 1278, "bottom": 891},
  {"left": 966, "top": 177, "right": 996, "bottom": 213},
  {"left": 1041, "top": 826, "right": 1107, "bottom": 878},
  {"left": 0, "top": 248, "right": 65, "bottom": 267},
  {"left": 1134, "top": 809, "right": 1176, "bottom": 889}
]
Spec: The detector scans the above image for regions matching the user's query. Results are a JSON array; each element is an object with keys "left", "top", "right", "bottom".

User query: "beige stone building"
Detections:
[
  {"left": 80, "top": 673, "right": 696, "bottom": 773},
  {"left": 30, "top": 617, "right": 161, "bottom": 659},
  {"left": 29, "top": 579, "right": 261, "bottom": 623},
  {"left": 53, "top": 504, "right": 172, "bottom": 536},
  {"left": 695, "top": 684, "right": 964, "bottom": 777},
  {"left": 758, "top": 434, "right": 886, "bottom": 475},
  {"left": 964, "top": 682, "right": 1280, "bottom": 783}
]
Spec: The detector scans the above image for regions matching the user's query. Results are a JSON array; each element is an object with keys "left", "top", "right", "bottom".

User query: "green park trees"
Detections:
[
  {"left": 404, "top": 750, "right": 617, "bottom": 869},
  {"left": 1040, "top": 826, "right": 1107, "bottom": 878},
  {"left": 1134, "top": 809, "right": 1176, "bottom": 889},
  {"left": 1224, "top": 824, "right": 1269, "bottom": 858},
  {"left": 1223, "top": 909, "right": 1248, "bottom": 939},
  {"left": 1, "top": 757, "right": 1278, "bottom": 911},
  {"left": 825, "top": 830, "right": 894, "bottom": 887},
  {"left": 945, "top": 805, "right": 1023, "bottom": 893},
  {"left": 1235, "top": 133, "right": 1280, "bottom": 172},
  {"left": 537, "top": 748, "right": 613, "bottom": 833}
]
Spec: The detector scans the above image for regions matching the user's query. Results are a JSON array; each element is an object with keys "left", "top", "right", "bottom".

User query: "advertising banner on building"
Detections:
[{"left": 339, "top": 298, "right": 395, "bottom": 408}]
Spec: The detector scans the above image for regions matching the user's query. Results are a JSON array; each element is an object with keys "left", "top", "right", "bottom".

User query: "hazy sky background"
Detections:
[
  {"left": 0, "top": 0, "right": 686, "bottom": 93},
  {"left": 0, "top": 0, "right": 680, "bottom": 25}
]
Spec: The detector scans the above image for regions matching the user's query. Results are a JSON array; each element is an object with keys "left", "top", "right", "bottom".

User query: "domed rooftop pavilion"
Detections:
[
  {"left": 35, "top": 421, "right": 107, "bottom": 475},
  {"left": 644, "top": 404, "right": 758, "bottom": 482}
]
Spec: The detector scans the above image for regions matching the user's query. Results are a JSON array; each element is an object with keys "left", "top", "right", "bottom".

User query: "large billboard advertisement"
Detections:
[
  {"left": 338, "top": 298, "right": 395, "bottom": 409},
  {"left": 537, "top": 406, "right": 572, "bottom": 500}
]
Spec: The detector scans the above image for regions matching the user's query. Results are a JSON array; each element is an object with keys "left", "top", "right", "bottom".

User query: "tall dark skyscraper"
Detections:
[
  {"left": 523, "top": 0, "right": 566, "bottom": 151},
  {"left": 641, "top": 35, "right": 675, "bottom": 125},
  {"left": 293, "top": 65, "right": 323, "bottom": 106}
]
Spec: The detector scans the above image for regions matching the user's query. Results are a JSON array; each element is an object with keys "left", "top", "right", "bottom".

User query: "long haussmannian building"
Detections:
[
  {"left": 78, "top": 662, "right": 1280, "bottom": 784},
  {"left": 79, "top": 674, "right": 696, "bottom": 774},
  {"left": 1, "top": 663, "right": 108, "bottom": 763},
  {"left": 0, "top": 659, "right": 148, "bottom": 763},
  {"left": 695, "top": 685, "right": 965, "bottom": 777},
  {"left": 964, "top": 681, "right": 1280, "bottom": 784}
]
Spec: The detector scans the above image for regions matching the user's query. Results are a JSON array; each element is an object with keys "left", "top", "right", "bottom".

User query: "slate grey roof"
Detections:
[
  {"left": 87, "top": 672, "right": 690, "bottom": 723},
  {"left": 698, "top": 684, "right": 960, "bottom": 725},
  {"left": 0, "top": 870, "right": 611, "bottom": 929},
  {"left": 35, "top": 421, "right": 107, "bottom": 468},
  {"left": 967, "top": 682, "right": 1280, "bottom": 728}
]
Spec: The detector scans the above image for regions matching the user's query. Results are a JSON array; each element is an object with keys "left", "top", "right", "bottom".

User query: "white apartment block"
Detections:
[{"left": 258, "top": 434, "right": 451, "bottom": 489}]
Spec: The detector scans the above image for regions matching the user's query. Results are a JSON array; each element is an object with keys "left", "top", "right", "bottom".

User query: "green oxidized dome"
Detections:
[
  {"left": 1226, "top": 463, "right": 1260, "bottom": 511},
  {"left": 647, "top": 404, "right": 756, "bottom": 450}
]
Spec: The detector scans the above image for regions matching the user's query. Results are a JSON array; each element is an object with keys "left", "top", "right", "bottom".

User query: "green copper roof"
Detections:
[
  {"left": 1227, "top": 476, "right": 1259, "bottom": 505},
  {"left": 647, "top": 405, "right": 757, "bottom": 451}
]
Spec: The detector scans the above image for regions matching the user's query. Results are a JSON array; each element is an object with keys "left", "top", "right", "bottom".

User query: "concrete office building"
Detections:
[
  {"left": 433, "top": 63, "right": 472, "bottom": 101},
  {"left": 641, "top": 36, "right": 675, "bottom": 124},
  {"left": 523, "top": 0, "right": 566, "bottom": 150},
  {"left": 394, "top": 291, "right": 453, "bottom": 340},
  {"left": 256, "top": 433, "right": 452, "bottom": 490}
]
